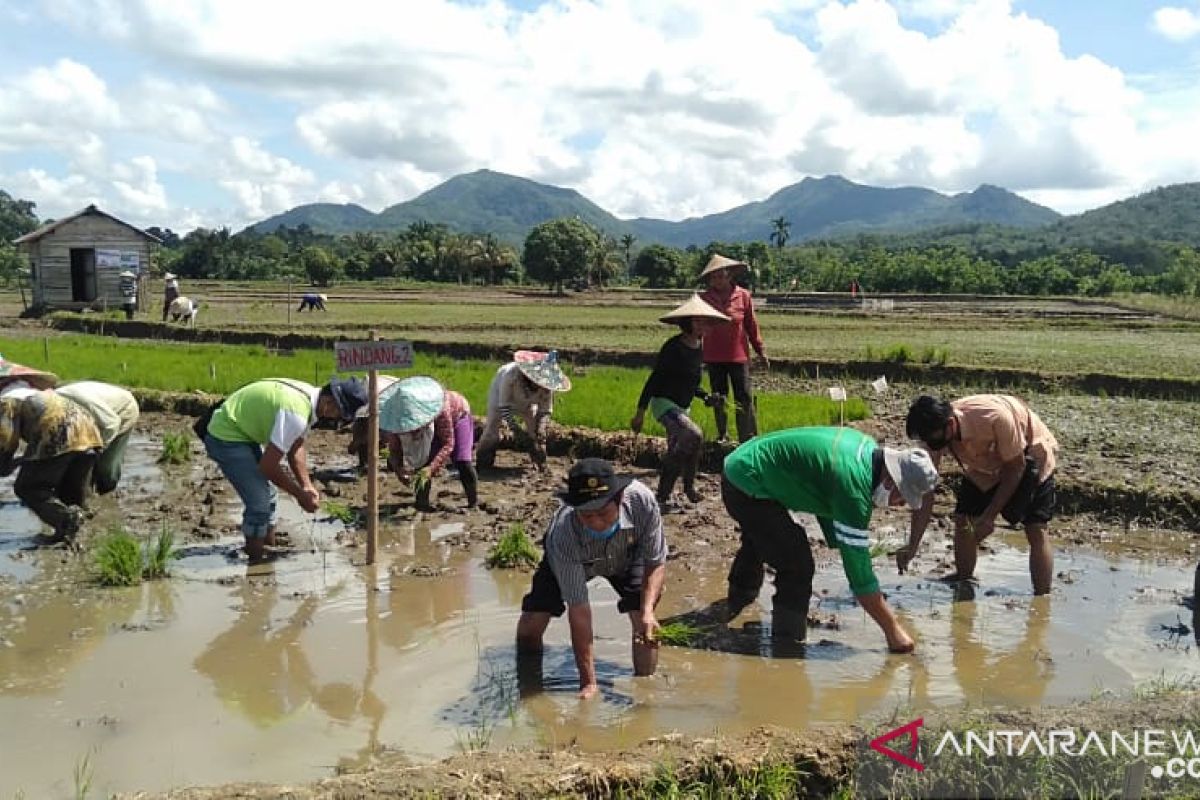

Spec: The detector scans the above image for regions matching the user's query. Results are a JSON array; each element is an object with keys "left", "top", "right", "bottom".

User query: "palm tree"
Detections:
[
  {"left": 619, "top": 233, "right": 637, "bottom": 281},
  {"left": 769, "top": 216, "right": 791, "bottom": 250}
]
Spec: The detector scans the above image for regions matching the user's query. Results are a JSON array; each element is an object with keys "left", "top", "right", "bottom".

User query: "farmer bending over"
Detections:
[
  {"left": 516, "top": 458, "right": 666, "bottom": 699},
  {"left": 723, "top": 426, "right": 936, "bottom": 652},
  {"left": 0, "top": 389, "right": 103, "bottom": 545},
  {"left": 899, "top": 394, "right": 1060, "bottom": 595},
  {"left": 380, "top": 376, "right": 478, "bottom": 510},
  {"left": 201, "top": 377, "right": 366, "bottom": 564},
  {"left": 297, "top": 293, "right": 327, "bottom": 312},
  {"left": 477, "top": 350, "right": 571, "bottom": 471},
  {"left": 56, "top": 381, "right": 139, "bottom": 495}
]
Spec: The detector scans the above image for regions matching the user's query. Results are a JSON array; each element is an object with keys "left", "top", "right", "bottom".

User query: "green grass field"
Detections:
[
  {"left": 62, "top": 289, "right": 1200, "bottom": 379},
  {"left": 0, "top": 334, "right": 867, "bottom": 436}
]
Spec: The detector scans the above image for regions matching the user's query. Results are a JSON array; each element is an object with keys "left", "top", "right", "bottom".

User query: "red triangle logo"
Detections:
[{"left": 870, "top": 718, "right": 925, "bottom": 771}]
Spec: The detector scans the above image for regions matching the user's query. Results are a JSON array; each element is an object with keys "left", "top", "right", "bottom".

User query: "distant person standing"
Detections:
[
  {"left": 162, "top": 272, "right": 180, "bottom": 322},
  {"left": 118, "top": 270, "right": 138, "bottom": 320},
  {"left": 698, "top": 254, "right": 768, "bottom": 444},
  {"left": 850, "top": 279, "right": 861, "bottom": 299}
]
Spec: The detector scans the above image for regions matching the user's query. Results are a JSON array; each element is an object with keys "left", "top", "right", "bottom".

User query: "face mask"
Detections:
[
  {"left": 873, "top": 481, "right": 893, "bottom": 509},
  {"left": 585, "top": 519, "right": 620, "bottom": 540}
]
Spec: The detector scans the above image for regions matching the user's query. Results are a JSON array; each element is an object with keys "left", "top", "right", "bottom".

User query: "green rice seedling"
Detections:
[
  {"left": 94, "top": 527, "right": 143, "bottom": 587},
  {"left": 73, "top": 748, "right": 95, "bottom": 800},
  {"left": 920, "top": 346, "right": 949, "bottom": 366},
  {"left": 157, "top": 431, "right": 192, "bottom": 465},
  {"left": 485, "top": 523, "right": 539, "bottom": 569},
  {"left": 880, "top": 343, "right": 913, "bottom": 363},
  {"left": 412, "top": 469, "right": 432, "bottom": 500},
  {"left": 655, "top": 620, "right": 704, "bottom": 647},
  {"left": 321, "top": 500, "right": 357, "bottom": 525},
  {"left": 143, "top": 524, "right": 177, "bottom": 580}
]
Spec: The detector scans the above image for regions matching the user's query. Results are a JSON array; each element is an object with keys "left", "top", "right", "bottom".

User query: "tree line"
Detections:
[{"left": 5, "top": 189, "right": 1200, "bottom": 297}]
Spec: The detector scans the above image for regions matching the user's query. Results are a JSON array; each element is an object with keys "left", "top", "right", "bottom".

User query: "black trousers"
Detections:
[
  {"left": 14, "top": 451, "right": 96, "bottom": 532},
  {"left": 721, "top": 475, "right": 814, "bottom": 616},
  {"left": 707, "top": 362, "right": 757, "bottom": 441}
]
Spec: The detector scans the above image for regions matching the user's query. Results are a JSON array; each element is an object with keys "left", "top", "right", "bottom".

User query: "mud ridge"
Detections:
[{"left": 46, "top": 316, "right": 1200, "bottom": 400}]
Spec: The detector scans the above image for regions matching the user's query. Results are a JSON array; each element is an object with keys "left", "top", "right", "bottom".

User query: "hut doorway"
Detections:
[{"left": 70, "top": 248, "right": 97, "bottom": 302}]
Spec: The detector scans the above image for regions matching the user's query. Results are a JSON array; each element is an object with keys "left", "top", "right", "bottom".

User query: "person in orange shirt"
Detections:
[
  {"left": 897, "top": 394, "right": 1059, "bottom": 595},
  {"left": 698, "top": 254, "right": 768, "bottom": 443}
]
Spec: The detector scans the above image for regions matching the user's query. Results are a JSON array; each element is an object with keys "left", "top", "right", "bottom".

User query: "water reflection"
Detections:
[{"left": 951, "top": 595, "right": 1053, "bottom": 707}]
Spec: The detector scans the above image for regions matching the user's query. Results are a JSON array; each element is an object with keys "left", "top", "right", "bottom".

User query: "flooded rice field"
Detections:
[{"left": 1, "top": 423, "right": 1198, "bottom": 798}]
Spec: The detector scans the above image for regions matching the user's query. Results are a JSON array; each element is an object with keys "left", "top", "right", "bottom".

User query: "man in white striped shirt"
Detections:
[{"left": 516, "top": 458, "right": 667, "bottom": 699}]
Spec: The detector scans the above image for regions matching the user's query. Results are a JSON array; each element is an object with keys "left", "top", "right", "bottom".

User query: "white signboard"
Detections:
[
  {"left": 96, "top": 250, "right": 141, "bottom": 271},
  {"left": 828, "top": 386, "right": 847, "bottom": 402},
  {"left": 335, "top": 340, "right": 413, "bottom": 372}
]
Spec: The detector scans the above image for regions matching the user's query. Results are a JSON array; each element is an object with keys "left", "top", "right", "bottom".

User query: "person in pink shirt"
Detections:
[
  {"left": 698, "top": 254, "right": 769, "bottom": 443},
  {"left": 380, "top": 376, "right": 478, "bottom": 511}
]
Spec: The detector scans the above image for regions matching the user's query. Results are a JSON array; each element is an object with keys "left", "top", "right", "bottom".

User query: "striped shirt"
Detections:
[{"left": 543, "top": 480, "right": 666, "bottom": 607}]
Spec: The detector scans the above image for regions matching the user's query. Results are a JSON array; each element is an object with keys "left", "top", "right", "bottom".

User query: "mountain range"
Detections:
[{"left": 250, "top": 168, "right": 1188, "bottom": 248}]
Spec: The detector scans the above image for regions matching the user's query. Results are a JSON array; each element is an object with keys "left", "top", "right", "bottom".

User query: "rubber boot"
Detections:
[
  {"left": 771, "top": 607, "right": 807, "bottom": 642},
  {"left": 681, "top": 459, "right": 702, "bottom": 503},
  {"left": 735, "top": 402, "right": 758, "bottom": 443},
  {"left": 712, "top": 402, "right": 729, "bottom": 443},
  {"left": 656, "top": 460, "right": 681, "bottom": 507},
  {"left": 457, "top": 461, "right": 479, "bottom": 508}
]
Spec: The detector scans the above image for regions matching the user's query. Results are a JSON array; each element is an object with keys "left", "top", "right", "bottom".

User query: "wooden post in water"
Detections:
[
  {"left": 42, "top": 337, "right": 49, "bottom": 365},
  {"left": 366, "top": 330, "right": 380, "bottom": 565}
]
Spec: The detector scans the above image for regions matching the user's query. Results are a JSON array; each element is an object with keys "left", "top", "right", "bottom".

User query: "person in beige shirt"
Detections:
[{"left": 897, "top": 394, "right": 1059, "bottom": 595}]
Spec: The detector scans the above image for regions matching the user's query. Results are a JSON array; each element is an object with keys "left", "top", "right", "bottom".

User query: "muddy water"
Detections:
[{"left": 1, "top": 443, "right": 1198, "bottom": 797}]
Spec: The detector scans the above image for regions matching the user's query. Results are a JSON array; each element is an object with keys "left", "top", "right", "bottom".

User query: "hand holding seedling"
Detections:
[{"left": 297, "top": 485, "right": 320, "bottom": 513}]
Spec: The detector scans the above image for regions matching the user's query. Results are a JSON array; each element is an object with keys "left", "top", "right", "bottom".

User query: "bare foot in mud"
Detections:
[{"left": 888, "top": 634, "right": 916, "bottom": 654}]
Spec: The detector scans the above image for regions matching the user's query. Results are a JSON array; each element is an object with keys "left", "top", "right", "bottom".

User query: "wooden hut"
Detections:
[{"left": 12, "top": 205, "right": 160, "bottom": 312}]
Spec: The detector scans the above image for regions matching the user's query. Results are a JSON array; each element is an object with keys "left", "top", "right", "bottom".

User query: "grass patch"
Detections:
[
  {"left": 0, "top": 334, "right": 868, "bottom": 438},
  {"left": 485, "top": 523, "right": 539, "bottom": 569},
  {"left": 321, "top": 500, "right": 357, "bottom": 525},
  {"left": 1132, "top": 671, "right": 1200, "bottom": 700},
  {"left": 656, "top": 621, "right": 705, "bottom": 647},
  {"left": 157, "top": 431, "right": 192, "bottom": 465},
  {"left": 94, "top": 525, "right": 178, "bottom": 586},
  {"left": 614, "top": 759, "right": 803, "bottom": 799}
]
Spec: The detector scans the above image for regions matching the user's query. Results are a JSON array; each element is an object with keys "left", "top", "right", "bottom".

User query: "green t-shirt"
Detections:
[
  {"left": 724, "top": 426, "right": 880, "bottom": 595},
  {"left": 208, "top": 379, "right": 316, "bottom": 450}
]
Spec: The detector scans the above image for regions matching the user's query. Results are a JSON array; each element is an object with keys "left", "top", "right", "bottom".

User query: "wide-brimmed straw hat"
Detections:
[
  {"left": 659, "top": 294, "right": 732, "bottom": 325},
  {"left": 0, "top": 356, "right": 58, "bottom": 391},
  {"left": 164, "top": 273, "right": 177, "bottom": 280},
  {"left": 555, "top": 458, "right": 633, "bottom": 512},
  {"left": 379, "top": 376, "right": 445, "bottom": 433},
  {"left": 699, "top": 253, "right": 748, "bottom": 280},
  {"left": 514, "top": 350, "right": 572, "bottom": 392}
]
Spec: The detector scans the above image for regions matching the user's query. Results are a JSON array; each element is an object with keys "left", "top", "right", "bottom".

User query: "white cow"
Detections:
[{"left": 168, "top": 296, "right": 199, "bottom": 327}]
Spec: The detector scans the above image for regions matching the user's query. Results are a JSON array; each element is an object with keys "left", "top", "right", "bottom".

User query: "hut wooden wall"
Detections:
[{"left": 30, "top": 215, "right": 154, "bottom": 310}]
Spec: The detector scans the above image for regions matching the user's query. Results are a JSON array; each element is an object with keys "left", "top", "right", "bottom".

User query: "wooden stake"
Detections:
[
  {"left": 42, "top": 337, "right": 49, "bottom": 364},
  {"left": 366, "top": 329, "right": 380, "bottom": 566}
]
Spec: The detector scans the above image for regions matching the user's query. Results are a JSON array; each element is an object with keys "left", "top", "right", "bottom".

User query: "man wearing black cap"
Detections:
[
  {"left": 202, "top": 376, "right": 367, "bottom": 564},
  {"left": 516, "top": 458, "right": 667, "bottom": 699}
]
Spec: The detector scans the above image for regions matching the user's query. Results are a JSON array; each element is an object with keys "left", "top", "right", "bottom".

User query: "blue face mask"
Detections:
[{"left": 585, "top": 519, "right": 620, "bottom": 540}]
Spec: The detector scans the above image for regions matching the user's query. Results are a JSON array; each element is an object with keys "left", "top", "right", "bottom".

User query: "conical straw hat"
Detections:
[
  {"left": 379, "top": 376, "right": 445, "bottom": 433},
  {"left": 514, "top": 350, "right": 572, "bottom": 392},
  {"left": 659, "top": 294, "right": 732, "bottom": 325},
  {"left": 699, "top": 253, "right": 748, "bottom": 280},
  {"left": 0, "top": 356, "right": 58, "bottom": 391}
]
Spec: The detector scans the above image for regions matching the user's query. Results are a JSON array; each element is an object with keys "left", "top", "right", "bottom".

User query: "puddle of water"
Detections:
[{"left": 2, "top": 442, "right": 1199, "bottom": 796}]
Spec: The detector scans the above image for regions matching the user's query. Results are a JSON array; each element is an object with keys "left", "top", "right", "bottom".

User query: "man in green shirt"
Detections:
[
  {"left": 203, "top": 377, "right": 366, "bottom": 564},
  {"left": 722, "top": 426, "right": 936, "bottom": 653}
]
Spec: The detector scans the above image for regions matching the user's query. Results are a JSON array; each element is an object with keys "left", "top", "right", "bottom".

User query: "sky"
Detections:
[{"left": 2, "top": 0, "right": 1200, "bottom": 234}]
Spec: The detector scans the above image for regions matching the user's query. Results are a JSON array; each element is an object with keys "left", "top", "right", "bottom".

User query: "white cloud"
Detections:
[
  {"left": 4, "top": 0, "right": 1200, "bottom": 230},
  {"left": 1152, "top": 5, "right": 1200, "bottom": 41}
]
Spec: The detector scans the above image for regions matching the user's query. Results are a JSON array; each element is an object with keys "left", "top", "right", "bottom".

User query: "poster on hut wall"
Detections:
[{"left": 96, "top": 250, "right": 141, "bottom": 272}]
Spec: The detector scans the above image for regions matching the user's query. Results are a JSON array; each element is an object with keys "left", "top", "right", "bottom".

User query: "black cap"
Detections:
[
  {"left": 555, "top": 458, "right": 633, "bottom": 511},
  {"left": 328, "top": 377, "right": 368, "bottom": 421}
]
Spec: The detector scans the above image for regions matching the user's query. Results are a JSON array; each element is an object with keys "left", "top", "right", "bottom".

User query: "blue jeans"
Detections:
[{"left": 204, "top": 434, "right": 277, "bottom": 539}]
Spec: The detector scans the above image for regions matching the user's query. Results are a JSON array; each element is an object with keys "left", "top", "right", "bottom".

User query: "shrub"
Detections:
[{"left": 485, "top": 523, "right": 539, "bottom": 569}]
